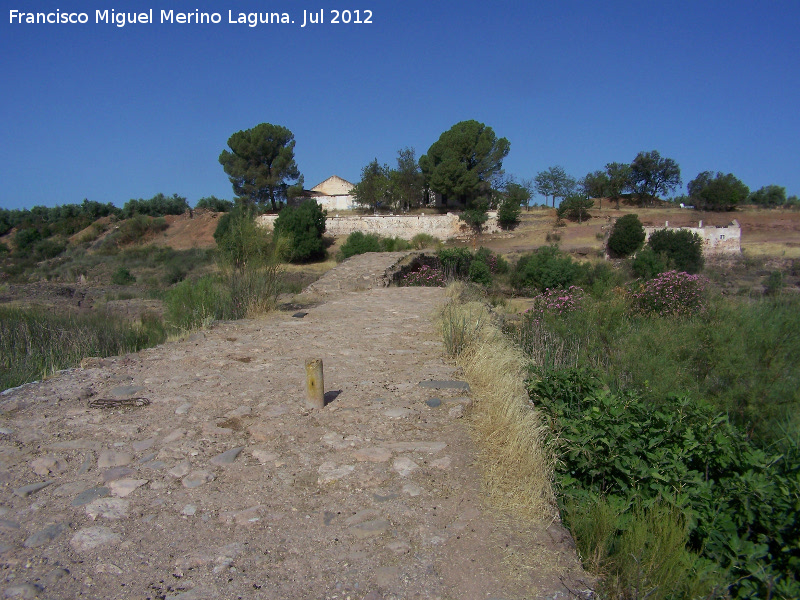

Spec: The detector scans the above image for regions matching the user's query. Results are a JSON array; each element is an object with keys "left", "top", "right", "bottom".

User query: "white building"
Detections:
[{"left": 303, "top": 175, "right": 357, "bottom": 211}]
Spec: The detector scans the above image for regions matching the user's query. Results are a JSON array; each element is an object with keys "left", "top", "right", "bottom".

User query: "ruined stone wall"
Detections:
[
  {"left": 643, "top": 220, "right": 741, "bottom": 255},
  {"left": 257, "top": 213, "right": 500, "bottom": 240}
]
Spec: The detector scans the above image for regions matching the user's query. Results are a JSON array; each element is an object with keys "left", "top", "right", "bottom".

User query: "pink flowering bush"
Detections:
[
  {"left": 524, "top": 286, "right": 586, "bottom": 324},
  {"left": 402, "top": 264, "right": 447, "bottom": 287},
  {"left": 627, "top": 270, "right": 706, "bottom": 317}
]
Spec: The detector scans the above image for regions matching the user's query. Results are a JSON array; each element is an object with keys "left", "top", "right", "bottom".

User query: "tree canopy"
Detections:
[
  {"left": 122, "top": 193, "right": 189, "bottom": 218},
  {"left": 534, "top": 166, "right": 576, "bottom": 207},
  {"left": 419, "top": 120, "right": 509, "bottom": 207},
  {"left": 352, "top": 159, "right": 392, "bottom": 213},
  {"left": 749, "top": 185, "right": 791, "bottom": 207},
  {"left": 218, "top": 123, "right": 304, "bottom": 211},
  {"left": 629, "top": 150, "right": 681, "bottom": 204},
  {"left": 390, "top": 147, "right": 424, "bottom": 211},
  {"left": 688, "top": 171, "right": 749, "bottom": 211}
]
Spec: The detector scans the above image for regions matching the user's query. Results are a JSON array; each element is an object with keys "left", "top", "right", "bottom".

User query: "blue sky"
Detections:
[{"left": 1, "top": 0, "right": 798, "bottom": 210}]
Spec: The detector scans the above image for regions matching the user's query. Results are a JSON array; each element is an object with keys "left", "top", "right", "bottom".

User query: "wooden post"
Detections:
[{"left": 305, "top": 358, "right": 325, "bottom": 409}]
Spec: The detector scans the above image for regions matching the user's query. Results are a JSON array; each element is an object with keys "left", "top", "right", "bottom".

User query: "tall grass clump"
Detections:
[
  {"left": 438, "top": 290, "right": 556, "bottom": 518},
  {"left": 164, "top": 275, "right": 232, "bottom": 331},
  {"left": 0, "top": 307, "right": 165, "bottom": 391}
]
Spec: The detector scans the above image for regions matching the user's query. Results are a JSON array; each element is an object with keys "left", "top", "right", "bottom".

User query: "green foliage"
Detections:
[
  {"left": 195, "top": 196, "right": 233, "bottom": 212},
  {"left": 627, "top": 271, "right": 706, "bottom": 317},
  {"left": 605, "top": 162, "right": 633, "bottom": 208},
  {"left": 497, "top": 182, "right": 528, "bottom": 228},
  {"left": 0, "top": 307, "right": 165, "bottom": 391},
  {"left": 111, "top": 267, "right": 136, "bottom": 285},
  {"left": 32, "top": 239, "right": 66, "bottom": 260},
  {"left": 631, "top": 245, "right": 669, "bottom": 279},
  {"left": 352, "top": 159, "right": 392, "bottom": 212},
  {"left": 273, "top": 200, "right": 326, "bottom": 262},
  {"left": 218, "top": 122, "right": 304, "bottom": 211},
  {"left": 607, "top": 214, "right": 645, "bottom": 258},
  {"left": 646, "top": 228, "right": 704, "bottom": 273},
  {"left": 688, "top": 171, "right": 749, "bottom": 211},
  {"left": 556, "top": 195, "right": 594, "bottom": 222},
  {"left": 13, "top": 227, "right": 42, "bottom": 255},
  {"left": 511, "top": 246, "right": 586, "bottom": 292},
  {"left": 420, "top": 120, "right": 509, "bottom": 207},
  {"left": 0, "top": 201, "right": 119, "bottom": 238},
  {"left": 437, "top": 247, "right": 473, "bottom": 279},
  {"left": 749, "top": 185, "right": 788, "bottom": 207},
  {"left": 164, "top": 275, "right": 230, "bottom": 330},
  {"left": 534, "top": 166, "right": 576, "bottom": 207},
  {"left": 214, "top": 207, "right": 277, "bottom": 270},
  {"left": 468, "top": 260, "right": 492, "bottom": 286},
  {"left": 0, "top": 242, "right": 8, "bottom": 255},
  {"left": 380, "top": 237, "right": 412, "bottom": 252},
  {"left": 629, "top": 150, "right": 682, "bottom": 204},
  {"left": 410, "top": 233, "right": 441, "bottom": 250},
  {"left": 473, "top": 246, "right": 508, "bottom": 275},
  {"left": 458, "top": 199, "right": 489, "bottom": 233},
  {"left": 580, "top": 170, "right": 610, "bottom": 200},
  {"left": 390, "top": 147, "right": 425, "bottom": 211},
  {"left": 337, "top": 231, "right": 382, "bottom": 260},
  {"left": 401, "top": 264, "right": 447, "bottom": 287},
  {"left": 530, "top": 367, "right": 800, "bottom": 598},
  {"left": 764, "top": 270, "right": 785, "bottom": 296},
  {"left": 122, "top": 193, "right": 189, "bottom": 218}
]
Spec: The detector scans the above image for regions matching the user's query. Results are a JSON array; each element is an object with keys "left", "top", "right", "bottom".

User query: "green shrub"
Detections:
[
  {"left": 628, "top": 270, "right": 706, "bottom": 317},
  {"left": 468, "top": 260, "right": 492, "bottom": 286},
  {"left": 214, "top": 207, "right": 275, "bottom": 270},
  {"left": 437, "top": 247, "right": 473, "bottom": 279},
  {"left": 102, "top": 214, "right": 169, "bottom": 248},
  {"left": 0, "top": 242, "right": 8, "bottom": 255},
  {"left": 400, "top": 264, "right": 447, "bottom": 287},
  {"left": 497, "top": 195, "right": 522, "bottom": 229},
  {"left": 380, "top": 236, "right": 412, "bottom": 252},
  {"left": 195, "top": 196, "right": 233, "bottom": 212},
  {"left": 474, "top": 247, "right": 509, "bottom": 274},
  {"left": 32, "top": 239, "right": 66, "bottom": 260},
  {"left": 410, "top": 233, "right": 441, "bottom": 250},
  {"left": 607, "top": 214, "right": 645, "bottom": 258},
  {"left": 273, "top": 200, "right": 326, "bottom": 262},
  {"left": 631, "top": 245, "right": 669, "bottom": 278},
  {"left": 556, "top": 195, "right": 594, "bottom": 222},
  {"left": 531, "top": 368, "right": 800, "bottom": 598},
  {"left": 13, "top": 227, "right": 41, "bottom": 255},
  {"left": 111, "top": 267, "right": 136, "bottom": 285},
  {"left": 511, "top": 246, "right": 586, "bottom": 292},
  {"left": 122, "top": 193, "right": 189, "bottom": 218},
  {"left": 338, "top": 231, "right": 382, "bottom": 260},
  {"left": 646, "top": 228, "right": 704, "bottom": 273}
]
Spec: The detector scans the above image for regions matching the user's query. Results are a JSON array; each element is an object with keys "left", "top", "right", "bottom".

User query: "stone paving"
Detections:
[{"left": 0, "top": 272, "right": 589, "bottom": 599}]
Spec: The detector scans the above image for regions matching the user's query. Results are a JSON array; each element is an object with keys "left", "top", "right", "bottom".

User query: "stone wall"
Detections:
[
  {"left": 643, "top": 219, "right": 741, "bottom": 255},
  {"left": 257, "top": 212, "right": 501, "bottom": 240}
]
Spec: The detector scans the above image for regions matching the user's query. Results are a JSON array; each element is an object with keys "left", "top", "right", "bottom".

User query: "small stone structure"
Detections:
[
  {"left": 258, "top": 212, "right": 501, "bottom": 240},
  {"left": 643, "top": 220, "right": 741, "bottom": 255}
]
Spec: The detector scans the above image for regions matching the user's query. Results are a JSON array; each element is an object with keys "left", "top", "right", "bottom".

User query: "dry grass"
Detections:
[{"left": 438, "top": 288, "right": 557, "bottom": 520}]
